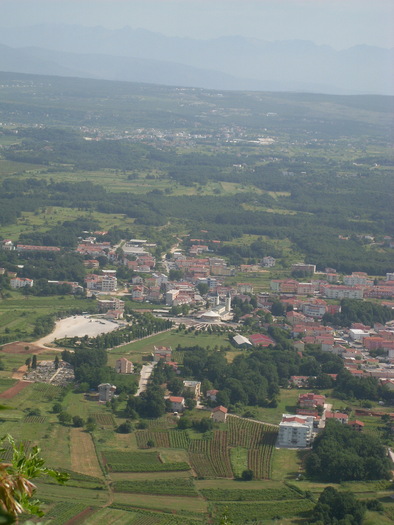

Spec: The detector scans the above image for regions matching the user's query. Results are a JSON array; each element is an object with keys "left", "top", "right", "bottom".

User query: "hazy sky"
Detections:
[{"left": 1, "top": 0, "right": 393, "bottom": 49}]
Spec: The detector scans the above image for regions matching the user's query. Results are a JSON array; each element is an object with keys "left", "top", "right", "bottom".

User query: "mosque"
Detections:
[{"left": 199, "top": 292, "right": 232, "bottom": 322}]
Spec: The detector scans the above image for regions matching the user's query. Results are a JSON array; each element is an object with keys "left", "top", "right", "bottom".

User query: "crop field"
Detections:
[
  {"left": 135, "top": 430, "right": 171, "bottom": 449},
  {"left": 93, "top": 413, "right": 116, "bottom": 427},
  {"left": 169, "top": 429, "right": 190, "bottom": 448},
  {"left": 188, "top": 431, "right": 233, "bottom": 478},
  {"left": 23, "top": 415, "right": 47, "bottom": 423},
  {"left": 43, "top": 501, "right": 91, "bottom": 525},
  {"left": 213, "top": 499, "right": 315, "bottom": 523},
  {"left": 109, "top": 504, "right": 204, "bottom": 525},
  {"left": 70, "top": 428, "right": 103, "bottom": 478},
  {"left": 200, "top": 485, "right": 304, "bottom": 501},
  {"left": 113, "top": 477, "right": 198, "bottom": 497},
  {"left": 102, "top": 451, "right": 190, "bottom": 472}
]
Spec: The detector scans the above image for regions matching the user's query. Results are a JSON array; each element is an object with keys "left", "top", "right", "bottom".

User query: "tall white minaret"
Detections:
[
  {"left": 215, "top": 291, "right": 220, "bottom": 306},
  {"left": 225, "top": 292, "right": 231, "bottom": 313}
]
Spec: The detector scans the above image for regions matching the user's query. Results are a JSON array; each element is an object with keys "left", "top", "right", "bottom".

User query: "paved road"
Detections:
[{"left": 135, "top": 362, "right": 156, "bottom": 396}]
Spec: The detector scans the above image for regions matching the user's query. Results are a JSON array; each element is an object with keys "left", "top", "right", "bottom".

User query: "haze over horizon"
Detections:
[{"left": 2, "top": 0, "right": 393, "bottom": 50}]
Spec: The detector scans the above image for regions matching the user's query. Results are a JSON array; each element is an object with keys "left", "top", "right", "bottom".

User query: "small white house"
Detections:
[{"left": 169, "top": 396, "right": 185, "bottom": 412}]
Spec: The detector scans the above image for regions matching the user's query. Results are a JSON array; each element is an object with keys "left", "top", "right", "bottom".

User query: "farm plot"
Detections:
[
  {"left": 143, "top": 415, "right": 177, "bottom": 429},
  {"left": 200, "top": 485, "right": 304, "bottom": 501},
  {"left": 70, "top": 428, "right": 103, "bottom": 478},
  {"left": 44, "top": 501, "right": 91, "bottom": 525},
  {"left": 169, "top": 430, "right": 190, "bottom": 449},
  {"left": 188, "top": 431, "right": 232, "bottom": 478},
  {"left": 0, "top": 380, "right": 31, "bottom": 399},
  {"left": 109, "top": 505, "right": 203, "bottom": 525},
  {"left": 135, "top": 430, "right": 171, "bottom": 449},
  {"left": 92, "top": 413, "right": 115, "bottom": 427},
  {"left": 103, "top": 451, "right": 190, "bottom": 472},
  {"left": 114, "top": 478, "right": 198, "bottom": 497},
  {"left": 226, "top": 416, "right": 278, "bottom": 479},
  {"left": 23, "top": 415, "right": 47, "bottom": 423},
  {"left": 213, "top": 500, "right": 314, "bottom": 523},
  {"left": 227, "top": 416, "right": 277, "bottom": 448}
]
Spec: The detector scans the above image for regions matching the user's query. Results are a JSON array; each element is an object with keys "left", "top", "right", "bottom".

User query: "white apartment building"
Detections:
[
  {"left": 277, "top": 414, "right": 314, "bottom": 448},
  {"left": 10, "top": 277, "right": 34, "bottom": 289}
]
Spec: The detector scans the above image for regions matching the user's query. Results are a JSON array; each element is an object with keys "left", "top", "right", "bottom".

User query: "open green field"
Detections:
[
  {"left": 108, "top": 329, "right": 232, "bottom": 365},
  {"left": 0, "top": 292, "right": 96, "bottom": 342}
]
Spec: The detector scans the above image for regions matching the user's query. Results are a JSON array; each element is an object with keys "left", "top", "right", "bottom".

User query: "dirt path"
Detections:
[{"left": 0, "top": 380, "right": 32, "bottom": 399}]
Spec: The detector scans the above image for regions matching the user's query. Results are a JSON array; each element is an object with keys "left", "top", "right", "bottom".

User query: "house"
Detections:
[
  {"left": 325, "top": 411, "right": 349, "bottom": 424},
  {"left": 98, "top": 383, "right": 116, "bottom": 402},
  {"left": 290, "top": 376, "right": 311, "bottom": 387},
  {"left": 206, "top": 389, "right": 219, "bottom": 402},
  {"left": 211, "top": 405, "right": 228, "bottom": 423},
  {"left": 249, "top": 333, "right": 275, "bottom": 348},
  {"left": 169, "top": 396, "right": 185, "bottom": 412},
  {"left": 277, "top": 414, "right": 314, "bottom": 448},
  {"left": 291, "top": 263, "right": 316, "bottom": 274},
  {"left": 183, "top": 380, "right": 201, "bottom": 400},
  {"left": 115, "top": 358, "right": 134, "bottom": 374},
  {"left": 298, "top": 393, "right": 325, "bottom": 409},
  {"left": 348, "top": 420, "right": 364, "bottom": 431},
  {"left": 153, "top": 346, "right": 172, "bottom": 362}
]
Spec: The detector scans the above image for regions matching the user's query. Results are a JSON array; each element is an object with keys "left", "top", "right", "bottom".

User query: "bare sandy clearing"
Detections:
[{"left": 36, "top": 315, "right": 123, "bottom": 346}]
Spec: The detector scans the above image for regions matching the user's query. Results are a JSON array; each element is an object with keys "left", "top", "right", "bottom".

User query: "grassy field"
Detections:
[
  {"left": 0, "top": 292, "right": 96, "bottom": 342},
  {"left": 107, "top": 329, "right": 232, "bottom": 365}
]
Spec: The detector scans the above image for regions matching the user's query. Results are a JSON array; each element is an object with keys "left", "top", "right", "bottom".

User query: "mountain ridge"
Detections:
[{"left": 0, "top": 24, "right": 392, "bottom": 95}]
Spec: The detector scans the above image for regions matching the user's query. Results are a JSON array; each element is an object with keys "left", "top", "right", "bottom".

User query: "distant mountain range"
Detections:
[{"left": 0, "top": 24, "right": 393, "bottom": 95}]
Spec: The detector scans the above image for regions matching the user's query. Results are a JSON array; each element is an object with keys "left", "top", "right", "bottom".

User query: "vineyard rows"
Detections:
[
  {"left": 23, "top": 415, "right": 47, "bottom": 423},
  {"left": 109, "top": 504, "right": 203, "bottom": 525},
  {"left": 103, "top": 451, "right": 189, "bottom": 472},
  {"left": 114, "top": 478, "right": 198, "bottom": 497},
  {"left": 136, "top": 430, "right": 171, "bottom": 449},
  {"left": 92, "top": 413, "right": 115, "bottom": 426},
  {"left": 201, "top": 486, "right": 304, "bottom": 501},
  {"left": 44, "top": 502, "right": 89, "bottom": 524},
  {"left": 169, "top": 430, "right": 190, "bottom": 449},
  {"left": 213, "top": 500, "right": 314, "bottom": 524},
  {"left": 188, "top": 431, "right": 232, "bottom": 478}
]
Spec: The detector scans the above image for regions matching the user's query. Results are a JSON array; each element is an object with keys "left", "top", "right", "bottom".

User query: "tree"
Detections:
[
  {"left": 54, "top": 355, "right": 59, "bottom": 370},
  {"left": 52, "top": 402, "right": 62, "bottom": 414},
  {"left": 310, "top": 486, "right": 365, "bottom": 524},
  {"left": 0, "top": 434, "right": 68, "bottom": 522},
  {"left": 31, "top": 355, "right": 37, "bottom": 370},
  {"left": 241, "top": 469, "right": 254, "bottom": 481},
  {"left": 116, "top": 420, "right": 133, "bottom": 434},
  {"left": 25, "top": 358, "right": 31, "bottom": 370},
  {"left": 57, "top": 411, "right": 72, "bottom": 426},
  {"left": 85, "top": 416, "right": 97, "bottom": 433},
  {"left": 72, "top": 416, "right": 84, "bottom": 427}
]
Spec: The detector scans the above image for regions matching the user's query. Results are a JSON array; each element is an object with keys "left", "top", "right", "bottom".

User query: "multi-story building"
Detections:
[
  {"left": 10, "top": 277, "right": 34, "bottom": 289},
  {"left": 115, "top": 358, "right": 134, "bottom": 374},
  {"left": 277, "top": 414, "right": 314, "bottom": 448},
  {"left": 98, "top": 383, "right": 116, "bottom": 402}
]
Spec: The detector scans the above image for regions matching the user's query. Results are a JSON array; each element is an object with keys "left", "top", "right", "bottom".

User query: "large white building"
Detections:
[
  {"left": 10, "top": 277, "right": 34, "bottom": 289},
  {"left": 277, "top": 414, "right": 314, "bottom": 448}
]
